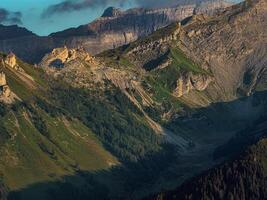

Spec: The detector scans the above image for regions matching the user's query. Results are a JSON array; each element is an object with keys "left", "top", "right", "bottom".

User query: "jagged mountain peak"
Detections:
[{"left": 101, "top": 7, "right": 123, "bottom": 18}]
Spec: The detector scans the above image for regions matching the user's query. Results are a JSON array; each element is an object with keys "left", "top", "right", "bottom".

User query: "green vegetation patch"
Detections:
[
  {"left": 0, "top": 103, "right": 117, "bottom": 192},
  {"left": 49, "top": 82, "right": 163, "bottom": 163},
  {"left": 125, "top": 23, "right": 180, "bottom": 52},
  {"left": 143, "top": 47, "right": 206, "bottom": 111},
  {"left": 169, "top": 47, "right": 207, "bottom": 74},
  {"left": 17, "top": 59, "right": 48, "bottom": 89}
]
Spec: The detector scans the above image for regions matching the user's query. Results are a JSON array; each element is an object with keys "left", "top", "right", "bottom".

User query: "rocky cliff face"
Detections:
[
  {"left": 51, "top": 0, "right": 232, "bottom": 55},
  {"left": 173, "top": 72, "right": 213, "bottom": 97},
  {"left": 124, "top": 0, "right": 266, "bottom": 106},
  {"left": 98, "top": 20, "right": 215, "bottom": 101},
  {"left": 0, "top": 72, "right": 6, "bottom": 86},
  {"left": 4, "top": 53, "right": 17, "bottom": 69},
  {"left": 40, "top": 46, "right": 95, "bottom": 68},
  {"left": 0, "top": 0, "right": 232, "bottom": 63},
  {"left": 139, "top": 1, "right": 267, "bottom": 198},
  {"left": 96, "top": 0, "right": 266, "bottom": 117},
  {"left": 0, "top": 53, "right": 26, "bottom": 103},
  {"left": 0, "top": 72, "right": 11, "bottom": 99},
  {"left": 176, "top": 0, "right": 267, "bottom": 102}
]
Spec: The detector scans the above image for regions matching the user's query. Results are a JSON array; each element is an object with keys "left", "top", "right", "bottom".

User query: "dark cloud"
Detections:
[
  {"left": 41, "top": 0, "right": 125, "bottom": 18},
  {"left": 41, "top": 0, "right": 215, "bottom": 18},
  {"left": 0, "top": 8, "right": 22, "bottom": 25}
]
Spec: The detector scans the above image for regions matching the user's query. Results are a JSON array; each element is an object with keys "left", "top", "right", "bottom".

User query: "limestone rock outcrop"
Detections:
[
  {"left": 0, "top": 72, "right": 11, "bottom": 98},
  {"left": 1, "top": 53, "right": 24, "bottom": 72},
  {"left": 4, "top": 53, "right": 17, "bottom": 68},
  {"left": 40, "top": 47, "right": 96, "bottom": 68},
  {"left": 0, "top": 72, "right": 6, "bottom": 86},
  {"left": 173, "top": 72, "right": 213, "bottom": 97}
]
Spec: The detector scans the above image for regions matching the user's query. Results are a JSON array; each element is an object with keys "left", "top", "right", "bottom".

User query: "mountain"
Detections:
[
  {"left": 0, "top": 0, "right": 231, "bottom": 63},
  {"left": 175, "top": 0, "right": 267, "bottom": 102},
  {"left": 0, "top": 25, "right": 35, "bottom": 40},
  {"left": 99, "top": 0, "right": 267, "bottom": 105},
  {"left": 50, "top": 0, "right": 232, "bottom": 55},
  {"left": 0, "top": 49, "right": 172, "bottom": 200},
  {"left": 97, "top": 0, "right": 267, "bottom": 199},
  {"left": 0, "top": 32, "right": 55, "bottom": 64},
  {"left": 0, "top": 53, "right": 122, "bottom": 199},
  {"left": 141, "top": 0, "right": 267, "bottom": 198},
  {"left": 0, "top": 0, "right": 266, "bottom": 199}
]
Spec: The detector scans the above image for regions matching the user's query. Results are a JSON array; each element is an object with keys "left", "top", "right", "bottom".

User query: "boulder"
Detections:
[
  {"left": 0, "top": 72, "right": 11, "bottom": 98},
  {"left": 4, "top": 53, "right": 17, "bottom": 68},
  {"left": 173, "top": 72, "right": 213, "bottom": 97},
  {"left": 1, "top": 85, "right": 11, "bottom": 98},
  {"left": 0, "top": 72, "right": 6, "bottom": 86},
  {"left": 40, "top": 47, "right": 96, "bottom": 68}
]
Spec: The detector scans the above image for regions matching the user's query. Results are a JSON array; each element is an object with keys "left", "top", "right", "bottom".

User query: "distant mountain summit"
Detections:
[
  {"left": 0, "top": 24, "right": 35, "bottom": 40},
  {"left": 101, "top": 7, "right": 123, "bottom": 17}
]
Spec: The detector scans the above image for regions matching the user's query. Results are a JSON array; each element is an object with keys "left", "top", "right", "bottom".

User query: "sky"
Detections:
[{"left": 0, "top": 0, "right": 242, "bottom": 36}]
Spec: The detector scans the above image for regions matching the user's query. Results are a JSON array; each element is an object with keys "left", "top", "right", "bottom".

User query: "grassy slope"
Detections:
[
  {"left": 0, "top": 58, "right": 118, "bottom": 193},
  {"left": 0, "top": 107, "right": 117, "bottom": 192},
  {"left": 140, "top": 45, "right": 209, "bottom": 120},
  {"left": 0, "top": 55, "right": 167, "bottom": 199}
]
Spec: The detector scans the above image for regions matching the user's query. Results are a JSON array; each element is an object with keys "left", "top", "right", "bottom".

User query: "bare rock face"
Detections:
[
  {"left": 50, "top": 0, "right": 232, "bottom": 55},
  {"left": 4, "top": 53, "right": 17, "bottom": 68},
  {"left": 40, "top": 47, "right": 106, "bottom": 89},
  {"left": 173, "top": 72, "right": 213, "bottom": 97},
  {"left": 0, "top": 72, "right": 7, "bottom": 86},
  {"left": 1, "top": 85, "right": 11, "bottom": 98},
  {"left": 174, "top": 0, "right": 267, "bottom": 101},
  {"left": 0, "top": 72, "right": 11, "bottom": 98},
  {"left": 40, "top": 46, "right": 96, "bottom": 68},
  {"left": 0, "top": 69, "right": 20, "bottom": 103},
  {"left": 1, "top": 53, "right": 24, "bottom": 72}
]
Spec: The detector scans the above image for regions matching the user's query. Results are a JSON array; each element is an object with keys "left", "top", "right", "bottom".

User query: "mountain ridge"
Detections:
[{"left": 0, "top": 0, "right": 232, "bottom": 63}]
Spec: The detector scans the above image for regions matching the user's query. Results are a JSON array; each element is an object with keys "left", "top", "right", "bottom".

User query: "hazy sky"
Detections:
[{"left": 0, "top": 0, "right": 242, "bottom": 36}]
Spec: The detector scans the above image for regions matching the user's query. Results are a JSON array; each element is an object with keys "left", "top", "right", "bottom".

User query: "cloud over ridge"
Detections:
[
  {"left": 42, "top": 0, "right": 214, "bottom": 18},
  {"left": 0, "top": 8, "right": 22, "bottom": 25}
]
